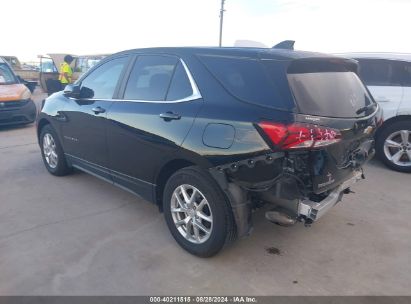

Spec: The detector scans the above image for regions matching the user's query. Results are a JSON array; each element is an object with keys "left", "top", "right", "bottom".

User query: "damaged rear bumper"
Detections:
[
  {"left": 209, "top": 148, "right": 369, "bottom": 236},
  {"left": 298, "top": 170, "right": 363, "bottom": 222}
]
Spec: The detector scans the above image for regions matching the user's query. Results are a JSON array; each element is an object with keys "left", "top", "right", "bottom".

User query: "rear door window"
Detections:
[
  {"left": 124, "top": 55, "right": 178, "bottom": 101},
  {"left": 357, "top": 59, "right": 403, "bottom": 86},
  {"left": 399, "top": 62, "right": 411, "bottom": 87}
]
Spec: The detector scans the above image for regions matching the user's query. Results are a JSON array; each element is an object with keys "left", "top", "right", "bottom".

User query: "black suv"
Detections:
[{"left": 37, "top": 47, "right": 381, "bottom": 257}]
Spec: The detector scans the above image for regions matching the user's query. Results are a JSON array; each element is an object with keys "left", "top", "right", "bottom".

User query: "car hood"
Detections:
[{"left": 0, "top": 84, "right": 31, "bottom": 101}]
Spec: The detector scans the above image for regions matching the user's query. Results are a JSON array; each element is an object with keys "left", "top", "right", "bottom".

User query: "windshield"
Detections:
[
  {"left": 0, "top": 63, "right": 17, "bottom": 84},
  {"left": 288, "top": 71, "right": 376, "bottom": 118}
]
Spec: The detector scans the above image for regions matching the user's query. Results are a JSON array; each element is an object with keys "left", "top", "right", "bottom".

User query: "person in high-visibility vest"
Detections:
[{"left": 59, "top": 55, "right": 74, "bottom": 88}]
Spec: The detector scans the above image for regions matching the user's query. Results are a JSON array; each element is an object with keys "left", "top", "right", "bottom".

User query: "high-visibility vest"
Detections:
[{"left": 59, "top": 62, "right": 73, "bottom": 84}]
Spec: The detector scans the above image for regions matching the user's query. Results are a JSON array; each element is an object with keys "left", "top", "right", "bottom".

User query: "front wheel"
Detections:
[
  {"left": 376, "top": 121, "right": 411, "bottom": 173},
  {"left": 40, "top": 124, "right": 72, "bottom": 176},
  {"left": 163, "top": 166, "right": 236, "bottom": 257}
]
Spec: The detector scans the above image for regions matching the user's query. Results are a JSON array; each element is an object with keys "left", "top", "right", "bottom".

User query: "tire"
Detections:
[
  {"left": 163, "top": 166, "right": 236, "bottom": 257},
  {"left": 376, "top": 120, "right": 411, "bottom": 173},
  {"left": 40, "top": 124, "right": 72, "bottom": 176}
]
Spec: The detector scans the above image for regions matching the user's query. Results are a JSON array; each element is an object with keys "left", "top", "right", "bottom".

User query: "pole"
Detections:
[{"left": 219, "top": 0, "right": 225, "bottom": 47}]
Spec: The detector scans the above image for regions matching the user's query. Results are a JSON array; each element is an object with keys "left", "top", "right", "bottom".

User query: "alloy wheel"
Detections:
[
  {"left": 170, "top": 184, "right": 213, "bottom": 244},
  {"left": 43, "top": 133, "right": 58, "bottom": 169},
  {"left": 383, "top": 129, "right": 411, "bottom": 167}
]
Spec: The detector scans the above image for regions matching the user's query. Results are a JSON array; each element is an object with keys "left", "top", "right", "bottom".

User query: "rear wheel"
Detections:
[
  {"left": 376, "top": 121, "right": 411, "bottom": 172},
  {"left": 40, "top": 124, "right": 72, "bottom": 176},
  {"left": 163, "top": 166, "right": 236, "bottom": 257}
]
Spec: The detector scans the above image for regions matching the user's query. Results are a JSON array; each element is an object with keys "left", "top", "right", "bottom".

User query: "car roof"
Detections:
[
  {"left": 335, "top": 52, "right": 411, "bottom": 62},
  {"left": 114, "top": 47, "right": 342, "bottom": 61}
]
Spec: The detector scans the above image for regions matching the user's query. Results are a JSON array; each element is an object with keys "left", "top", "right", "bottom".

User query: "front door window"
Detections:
[{"left": 80, "top": 57, "right": 128, "bottom": 99}]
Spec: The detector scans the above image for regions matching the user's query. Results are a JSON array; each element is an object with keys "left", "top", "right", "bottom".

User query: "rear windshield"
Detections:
[
  {"left": 198, "top": 55, "right": 295, "bottom": 111},
  {"left": 288, "top": 71, "right": 376, "bottom": 118},
  {"left": 0, "top": 63, "right": 17, "bottom": 84}
]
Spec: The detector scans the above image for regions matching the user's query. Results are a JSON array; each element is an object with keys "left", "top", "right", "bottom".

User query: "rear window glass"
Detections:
[
  {"left": 288, "top": 71, "right": 375, "bottom": 118},
  {"left": 0, "top": 64, "right": 17, "bottom": 84},
  {"left": 198, "top": 55, "right": 293, "bottom": 110}
]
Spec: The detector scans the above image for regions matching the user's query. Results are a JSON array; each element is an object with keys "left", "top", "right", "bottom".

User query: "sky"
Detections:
[{"left": 2, "top": 0, "right": 411, "bottom": 62}]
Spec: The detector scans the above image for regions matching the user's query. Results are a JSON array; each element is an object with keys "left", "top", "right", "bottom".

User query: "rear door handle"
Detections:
[
  {"left": 376, "top": 97, "right": 391, "bottom": 102},
  {"left": 159, "top": 111, "right": 181, "bottom": 121},
  {"left": 92, "top": 106, "right": 106, "bottom": 114}
]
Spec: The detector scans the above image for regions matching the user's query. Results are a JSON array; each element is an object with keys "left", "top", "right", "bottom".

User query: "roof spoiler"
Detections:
[{"left": 272, "top": 40, "right": 295, "bottom": 50}]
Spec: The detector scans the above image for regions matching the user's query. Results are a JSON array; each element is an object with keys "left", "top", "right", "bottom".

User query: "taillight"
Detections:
[
  {"left": 258, "top": 121, "right": 342, "bottom": 150},
  {"left": 376, "top": 116, "right": 384, "bottom": 127}
]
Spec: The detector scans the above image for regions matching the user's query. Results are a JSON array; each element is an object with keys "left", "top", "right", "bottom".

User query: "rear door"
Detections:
[
  {"left": 398, "top": 61, "right": 411, "bottom": 114},
  {"left": 356, "top": 59, "right": 404, "bottom": 119},
  {"left": 106, "top": 54, "right": 203, "bottom": 200}
]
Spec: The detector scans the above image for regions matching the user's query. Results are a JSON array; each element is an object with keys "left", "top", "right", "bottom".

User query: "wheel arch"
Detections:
[
  {"left": 376, "top": 115, "right": 411, "bottom": 140},
  {"left": 154, "top": 159, "right": 197, "bottom": 211},
  {"left": 37, "top": 118, "right": 51, "bottom": 142}
]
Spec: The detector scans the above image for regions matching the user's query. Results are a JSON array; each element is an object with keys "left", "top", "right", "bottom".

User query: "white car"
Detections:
[{"left": 338, "top": 53, "right": 411, "bottom": 172}]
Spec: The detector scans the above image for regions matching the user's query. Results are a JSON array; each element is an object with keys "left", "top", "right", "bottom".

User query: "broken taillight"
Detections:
[{"left": 258, "top": 122, "right": 342, "bottom": 150}]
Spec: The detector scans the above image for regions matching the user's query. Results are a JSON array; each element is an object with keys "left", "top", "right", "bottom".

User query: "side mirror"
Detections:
[
  {"left": 63, "top": 84, "right": 80, "bottom": 98},
  {"left": 79, "top": 86, "right": 94, "bottom": 99}
]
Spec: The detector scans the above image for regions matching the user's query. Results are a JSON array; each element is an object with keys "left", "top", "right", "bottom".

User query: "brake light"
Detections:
[
  {"left": 376, "top": 116, "right": 384, "bottom": 127},
  {"left": 258, "top": 121, "right": 341, "bottom": 150}
]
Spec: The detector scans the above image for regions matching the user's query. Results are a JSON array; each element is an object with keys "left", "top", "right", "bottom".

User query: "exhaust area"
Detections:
[{"left": 265, "top": 209, "right": 296, "bottom": 226}]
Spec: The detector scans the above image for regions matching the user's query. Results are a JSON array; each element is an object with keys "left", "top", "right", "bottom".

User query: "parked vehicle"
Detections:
[
  {"left": 337, "top": 53, "right": 411, "bottom": 172},
  {"left": 37, "top": 47, "right": 381, "bottom": 256},
  {"left": 39, "top": 54, "right": 108, "bottom": 94},
  {"left": 1, "top": 55, "right": 38, "bottom": 92},
  {"left": 0, "top": 57, "right": 36, "bottom": 126}
]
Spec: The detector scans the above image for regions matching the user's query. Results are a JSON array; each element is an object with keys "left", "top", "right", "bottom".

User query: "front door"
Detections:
[{"left": 60, "top": 56, "right": 129, "bottom": 179}]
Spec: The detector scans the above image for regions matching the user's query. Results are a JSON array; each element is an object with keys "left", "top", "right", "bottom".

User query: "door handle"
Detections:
[
  {"left": 55, "top": 111, "right": 67, "bottom": 122},
  {"left": 159, "top": 111, "right": 181, "bottom": 121},
  {"left": 92, "top": 106, "right": 106, "bottom": 114},
  {"left": 376, "top": 97, "right": 391, "bottom": 102}
]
